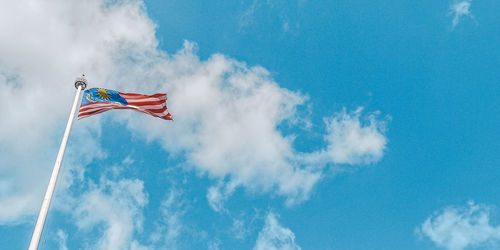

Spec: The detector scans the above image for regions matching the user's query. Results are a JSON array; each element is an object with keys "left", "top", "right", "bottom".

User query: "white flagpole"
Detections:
[{"left": 28, "top": 76, "right": 88, "bottom": 250}]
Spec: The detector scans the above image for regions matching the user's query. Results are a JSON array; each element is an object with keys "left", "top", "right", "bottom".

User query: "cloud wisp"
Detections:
[
  {"left": 149, "top": 188, "right": 187, "bottom": 249},
  {"left": 254, "top": 212, "right": 301, "bottom": 250},
  {"left": 71, "top": 176, "right": 148, "bottom": 250},
  {"left": 449, "top": 0, "right": 474, "bottom": 29},
  {"left": 416, "top": 201, "right": 500, "bottom": 250},
  {"left": 239, "top": 0, "right": 301, "bottom": 34},
  {"left": 55, "top": 229, "right": 69, "bottom": 250}
]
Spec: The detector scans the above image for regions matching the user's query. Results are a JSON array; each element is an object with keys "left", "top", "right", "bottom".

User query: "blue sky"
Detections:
[{"left": 0, "top": 0, "right": 499, "bottom": 249}]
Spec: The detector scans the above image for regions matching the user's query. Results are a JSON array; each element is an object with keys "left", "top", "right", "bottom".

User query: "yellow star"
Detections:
[{"left": 97, "top": 89, "right": 111, "bottom": 100}]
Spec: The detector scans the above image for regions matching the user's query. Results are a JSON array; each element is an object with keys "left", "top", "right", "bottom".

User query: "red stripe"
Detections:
[
  {"left": 122, "top": 101, "right": 164, "bottom": 106},
  {"left": 78, "top": 108, "right": 112, "bottom": 118},
  {"left": 79, "top": 107, "right": 112, "bottom": 115},
  {"left": 148, "top": 106, "right": 167, "bottom": 113},
  {"left": 79, "top": 107, "right": 115, "bottom": 114},
  {"left": 136, "top": 107, "right": 168, "bottom": 117},
  {"left": 134, "top": 105, "right": 165, "bottom": 110}
]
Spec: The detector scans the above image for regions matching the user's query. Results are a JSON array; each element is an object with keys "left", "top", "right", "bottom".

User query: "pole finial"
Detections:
[{"left": 75, "top": 75, "right": 88, "bottom": 90}]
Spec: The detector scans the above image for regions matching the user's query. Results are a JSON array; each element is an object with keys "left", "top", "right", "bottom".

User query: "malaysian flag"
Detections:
[{"left": 78, "top": 88, "right": 172, "bottom": 120}]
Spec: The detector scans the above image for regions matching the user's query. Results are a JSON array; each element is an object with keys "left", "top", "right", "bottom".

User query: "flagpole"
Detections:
[{"left": 28, "top": 76, "right": 88, "bottom": 250}]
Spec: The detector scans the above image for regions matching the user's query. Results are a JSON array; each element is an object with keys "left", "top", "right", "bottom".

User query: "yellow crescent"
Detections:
[{"left": 86, "top": 93, "right": 97, "bottom": 102}]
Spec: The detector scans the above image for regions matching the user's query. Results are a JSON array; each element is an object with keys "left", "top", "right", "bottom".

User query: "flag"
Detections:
[{"left": 78, "top": 88, "right": 172, "bottom": 120}]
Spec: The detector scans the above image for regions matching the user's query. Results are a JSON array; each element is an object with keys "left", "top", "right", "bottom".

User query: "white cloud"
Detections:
[
  {"left": 232, "top": 218, "right": 250, "bottom": 240},
  {"left": 254, "top": 212, "right": 301, "bottom": 250},
  {"left": 0, "top": 0, "right": 153, "bottom": 223},
  {"left": 56, "top": 229, "right": 68, "bottom": 250},
  {"left": 120, "top": 43, "right": 324, "bottom": 206},
  {"left": 240, "top": 0, "right": 261, "bottom": 28},
  {"left": 239, "top": 0, "right": 301, "bottom": 34},
  {"left": 130, "top": 240, "right": 149, "bottom": 250},
  {"left": 149, "top": 188, "right": 187, "bottom": 249},
  {"left": 449, "top": 0, "right": 473, "bottom": 29},
  {"left": 71, "top": 176, "right": 148, "bottom": 250},
  {"left": 416, "top": 201, "right": 500, "bottom": 250},
  {"left": 0, "top": 120, "right": 105, "bottom": 224},
  {"left": 230, "top": 210, "right": 261, "bottom": 241},
  {"left": 120, "top": 45, "right": 388, "bottom": 209},
  {"left": 122, "top": 156, "right": 135, "bottom": 165},
  {"left": 324, "top": 107, "right": 388, "bottom": 165},
  {"left": 208, "top": 238, "right": 222, "bottom": 250},
  {"left": 78, "top": 183, "right": 187, "bottom": 250},
  {"left": 207, "top": 181, "right": 237, "bottom": 212}
]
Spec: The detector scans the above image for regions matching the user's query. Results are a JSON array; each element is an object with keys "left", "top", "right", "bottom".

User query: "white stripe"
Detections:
[
  {"left": 124, "top": 105, "right": 170, "bottom": 116},
  {"left": 125, "top": 97, "right": 165, "bottom": 103},
  {"left": 126, "top": 103, "right": 163, "bottom": 110},
  {"left": 121, "top": 94, "right": 166, "bottom": 100},
  {"left": 131, "top": 104, "right": 165, "bottom": 110},
  {"left": 148, "top": 108, "right": 171, "bottom": 117},
  {"left": 134, "top": 109, "right": 170, "bottom": 118}
]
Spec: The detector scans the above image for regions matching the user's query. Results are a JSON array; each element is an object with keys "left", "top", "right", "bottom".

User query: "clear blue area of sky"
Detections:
[
  {"left": 140, "top": 0, "right": 499, "bottom": 249},
  {"left": 5, "top": 1, "right": 499, "bottom": 249}
]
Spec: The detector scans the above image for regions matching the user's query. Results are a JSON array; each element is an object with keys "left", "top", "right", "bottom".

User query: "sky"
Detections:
[{"left": 0, "top": 0, "right": 499, "bottom": 249}]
